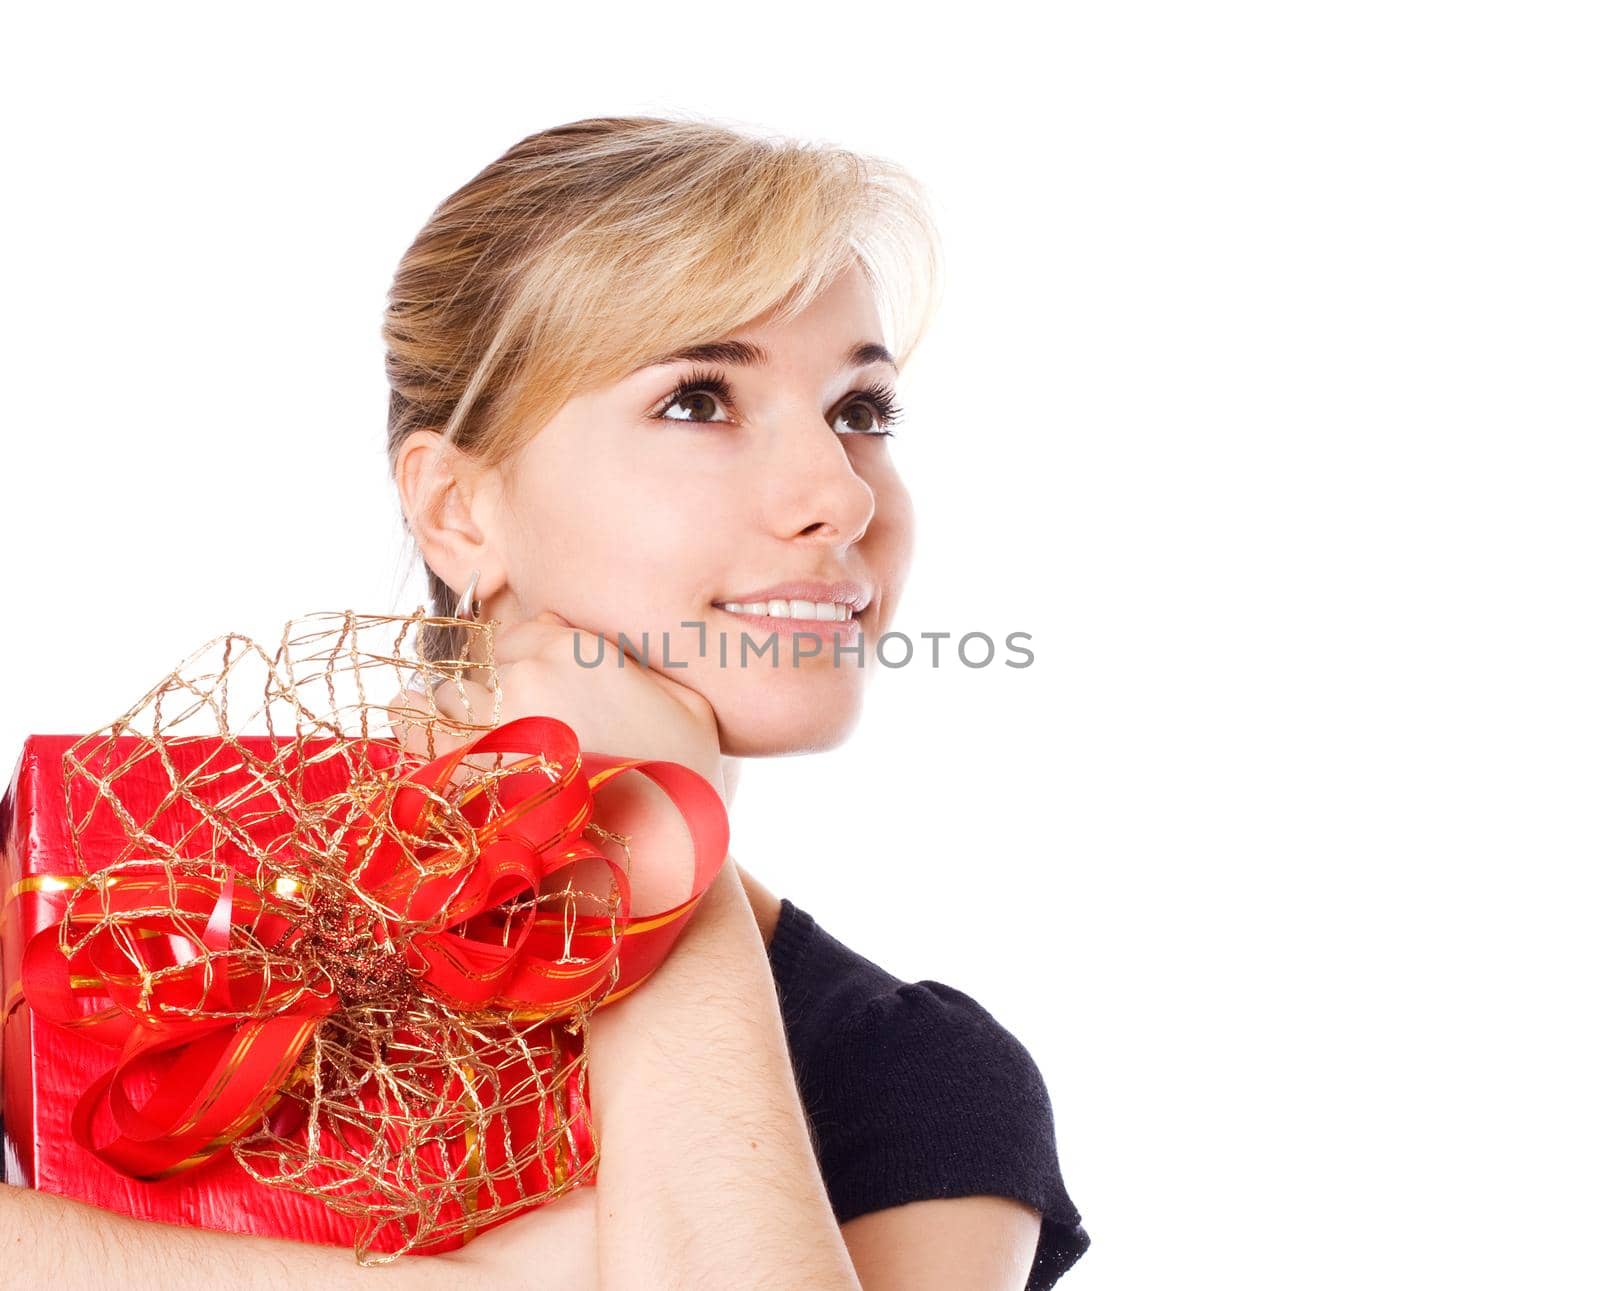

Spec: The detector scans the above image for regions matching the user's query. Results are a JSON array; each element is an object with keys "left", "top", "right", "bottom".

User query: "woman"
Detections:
[
  {"left": 386, "top": 112, "right": 1090, "bottom": 1288},
  {"left": 0, "top": 116, "right": 1089, "bottom": 1289}
]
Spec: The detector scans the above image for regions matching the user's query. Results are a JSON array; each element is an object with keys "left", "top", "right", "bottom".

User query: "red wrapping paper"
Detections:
[{"left": 1, "top": 725, "right": 728, "bottom": 1255}]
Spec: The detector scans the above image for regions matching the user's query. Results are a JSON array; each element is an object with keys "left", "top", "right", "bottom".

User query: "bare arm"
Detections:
[
  {"left": 0, "top": 1171, "right": 599, "bottom": 1290},
  {"left": 0, "top": 1185, "right": 431, "bottom": 1290},
  {"left": 581, "top": 856, "right": 862, "bottom": 1291},
  {"left": 842, "top": 1196, "right": 1043, "bottom": 1290}
]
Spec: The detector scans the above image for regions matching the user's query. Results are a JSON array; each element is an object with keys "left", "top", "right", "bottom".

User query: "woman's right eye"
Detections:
[
  {"left": 652, "top": 370, "right": 736, "bottom": 424},
  {"left": 659, "top": 389, "right": 731, "bottom": 423}
]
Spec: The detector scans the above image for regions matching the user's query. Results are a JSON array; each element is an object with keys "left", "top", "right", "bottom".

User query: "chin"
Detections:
[{"left": 713, "top": 692, "right": 866, "bottom": 758}]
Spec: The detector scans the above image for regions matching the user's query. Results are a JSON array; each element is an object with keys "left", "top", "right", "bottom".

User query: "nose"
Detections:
[{"left": 763, "top": 410, "right": 877, "bottom": 546}]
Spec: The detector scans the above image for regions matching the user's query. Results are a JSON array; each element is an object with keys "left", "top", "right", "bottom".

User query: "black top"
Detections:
[{"left": 767, "top": 896, "right": 1090, "bottom": 1288}]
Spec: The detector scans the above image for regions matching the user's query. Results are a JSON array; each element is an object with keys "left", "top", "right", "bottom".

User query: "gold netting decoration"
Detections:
[{"left": 48, "top": 609, "right": 635, "bottom": 1263}]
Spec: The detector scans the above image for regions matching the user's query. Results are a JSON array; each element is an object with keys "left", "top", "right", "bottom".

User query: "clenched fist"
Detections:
[{"left": 384, "top": 610, "right": 728, "bottom": 918}]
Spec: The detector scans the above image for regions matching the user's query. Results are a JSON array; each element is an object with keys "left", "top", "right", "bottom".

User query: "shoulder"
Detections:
[
  {"left": 768, "top": 898, "right": 1091, "bottom": 1286},
  {"left": 766, "top": 896, "right": 1049, "bottom": 1103},
  {"left": 766, "top": 897, "right": 903, "bottom": 1055},
  {"left": 814, "top": 976, "right": 1074, "bottom": 1218}
]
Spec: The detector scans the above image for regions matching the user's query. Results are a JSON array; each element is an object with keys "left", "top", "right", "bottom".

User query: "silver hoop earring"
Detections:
[{"left": 454, "top": 568, "right": 482, "bottom": 622}]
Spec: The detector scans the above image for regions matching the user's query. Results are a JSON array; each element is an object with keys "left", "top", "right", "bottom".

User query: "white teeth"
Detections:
[{"left": 716, "top": 600, "right": 855, "bottom": 621}]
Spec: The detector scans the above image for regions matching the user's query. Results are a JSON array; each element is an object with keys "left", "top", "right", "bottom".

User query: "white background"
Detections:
[{"left": 2, "top": 4, "right": 1596, "bottom": 1287}]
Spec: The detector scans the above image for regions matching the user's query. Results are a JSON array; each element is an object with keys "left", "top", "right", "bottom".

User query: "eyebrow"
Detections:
[{"left": 635, "top": 339, "right": 898, "bottom": 375}]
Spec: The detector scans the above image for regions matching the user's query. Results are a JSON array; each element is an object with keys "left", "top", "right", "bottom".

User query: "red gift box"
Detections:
[{"left": 2, "top": 725, "right": 727, "bottom": 1259}]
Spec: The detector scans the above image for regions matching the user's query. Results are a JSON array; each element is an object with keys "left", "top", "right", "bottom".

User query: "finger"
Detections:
[
  {"left": 431, "top": 676, "right": 497, "bottom": 727},
  {"left": 383, "top": 674, "right": 497, "bottom": 751},
  {"left": 487, "top": 611, "right": 687, "bottom": 702},
  {"left": 487, "top": 615, "right": 578, "bottom": 661},
  {"left": 381, "top": 685, "right": 442, "bottom": 759},
  {"left": 652, "top": 670, "right": 718, "bottom": 726},
  {"left": 381, "top": 685, "right": 510, "bottom": 796}
]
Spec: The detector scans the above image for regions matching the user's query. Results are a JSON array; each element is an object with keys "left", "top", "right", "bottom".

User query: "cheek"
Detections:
[
  {"left": 509, "top": 462, "right": 731, "bottom": 620},
  {"left": 613, "top": 464, "right": 728, "bottom": 565},
  {"left": 885, "top": 473, "right": 915, "bottom": 548},
  {"left": 866, "top": 462, "right": 915, "bottom": 566}
]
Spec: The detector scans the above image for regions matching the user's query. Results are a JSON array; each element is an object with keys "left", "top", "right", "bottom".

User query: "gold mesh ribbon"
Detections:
[{"left": 32, "top": 610, "right": 642, "bottom": 1262}]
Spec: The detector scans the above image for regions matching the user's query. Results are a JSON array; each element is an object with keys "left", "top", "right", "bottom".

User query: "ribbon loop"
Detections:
[{"left": 19, "top": 610, "right": 729, "bottom": 1262}]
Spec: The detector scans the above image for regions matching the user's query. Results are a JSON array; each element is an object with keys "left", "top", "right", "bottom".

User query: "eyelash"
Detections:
[{"left": 650, "top": 366, "right": 903, "bottom": 437}]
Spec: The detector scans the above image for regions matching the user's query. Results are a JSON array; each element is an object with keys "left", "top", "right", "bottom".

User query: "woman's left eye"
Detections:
[{"left": 832, "top": 383, "right": 903, "bottom": 437}]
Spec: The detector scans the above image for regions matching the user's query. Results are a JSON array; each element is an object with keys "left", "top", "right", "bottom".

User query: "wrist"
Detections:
[
  {"left": 680, "top": 854, "right": 759, "bottom": 951},
  {"left": 584, "top": 859, "right": 761, "bottom": 1056}
]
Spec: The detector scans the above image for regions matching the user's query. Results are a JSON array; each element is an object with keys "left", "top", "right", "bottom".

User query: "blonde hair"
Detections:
[{"left": 382, "top": 114, "right": 943, "bottom": 661}]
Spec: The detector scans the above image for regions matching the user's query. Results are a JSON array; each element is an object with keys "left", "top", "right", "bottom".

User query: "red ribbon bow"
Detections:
[{"left": 20, "top": 715, "right": 727, "bottom": 1214}]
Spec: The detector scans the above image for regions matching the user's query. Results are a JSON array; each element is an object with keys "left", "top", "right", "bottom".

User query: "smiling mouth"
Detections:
[{"left": 710, "top": 598, "right": 859, "bottom": 623}]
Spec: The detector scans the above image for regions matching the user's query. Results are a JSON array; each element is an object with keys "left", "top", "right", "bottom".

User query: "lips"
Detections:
[
  {"left": 714, "top": 597, "right": 854, "bottom": 621},
  {"left": 709, "top": 602, "right": 863, "bottom": 644},
  {"left": 711, "top": 579, "right": 870, "bottom": 613}
]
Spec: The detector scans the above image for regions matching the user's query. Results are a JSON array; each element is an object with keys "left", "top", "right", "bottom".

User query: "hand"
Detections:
[
  {"left": 388, "top": 612, "right": 722, "bottom": 794},
  {"left": 499, "top": 610, "right": 725, "bottom": 799},
  {"left": 383, "top": 610, "right": 728, "bottom": 916}
]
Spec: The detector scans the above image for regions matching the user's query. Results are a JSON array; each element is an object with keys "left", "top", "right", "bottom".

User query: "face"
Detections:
[{"left": 476, "top": 262, "right": 913, "bottom": 757}]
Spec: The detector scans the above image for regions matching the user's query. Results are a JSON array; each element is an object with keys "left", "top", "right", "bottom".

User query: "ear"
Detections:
[{"left": 393, "top": 429, "right": 507, "bottom": 604}]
